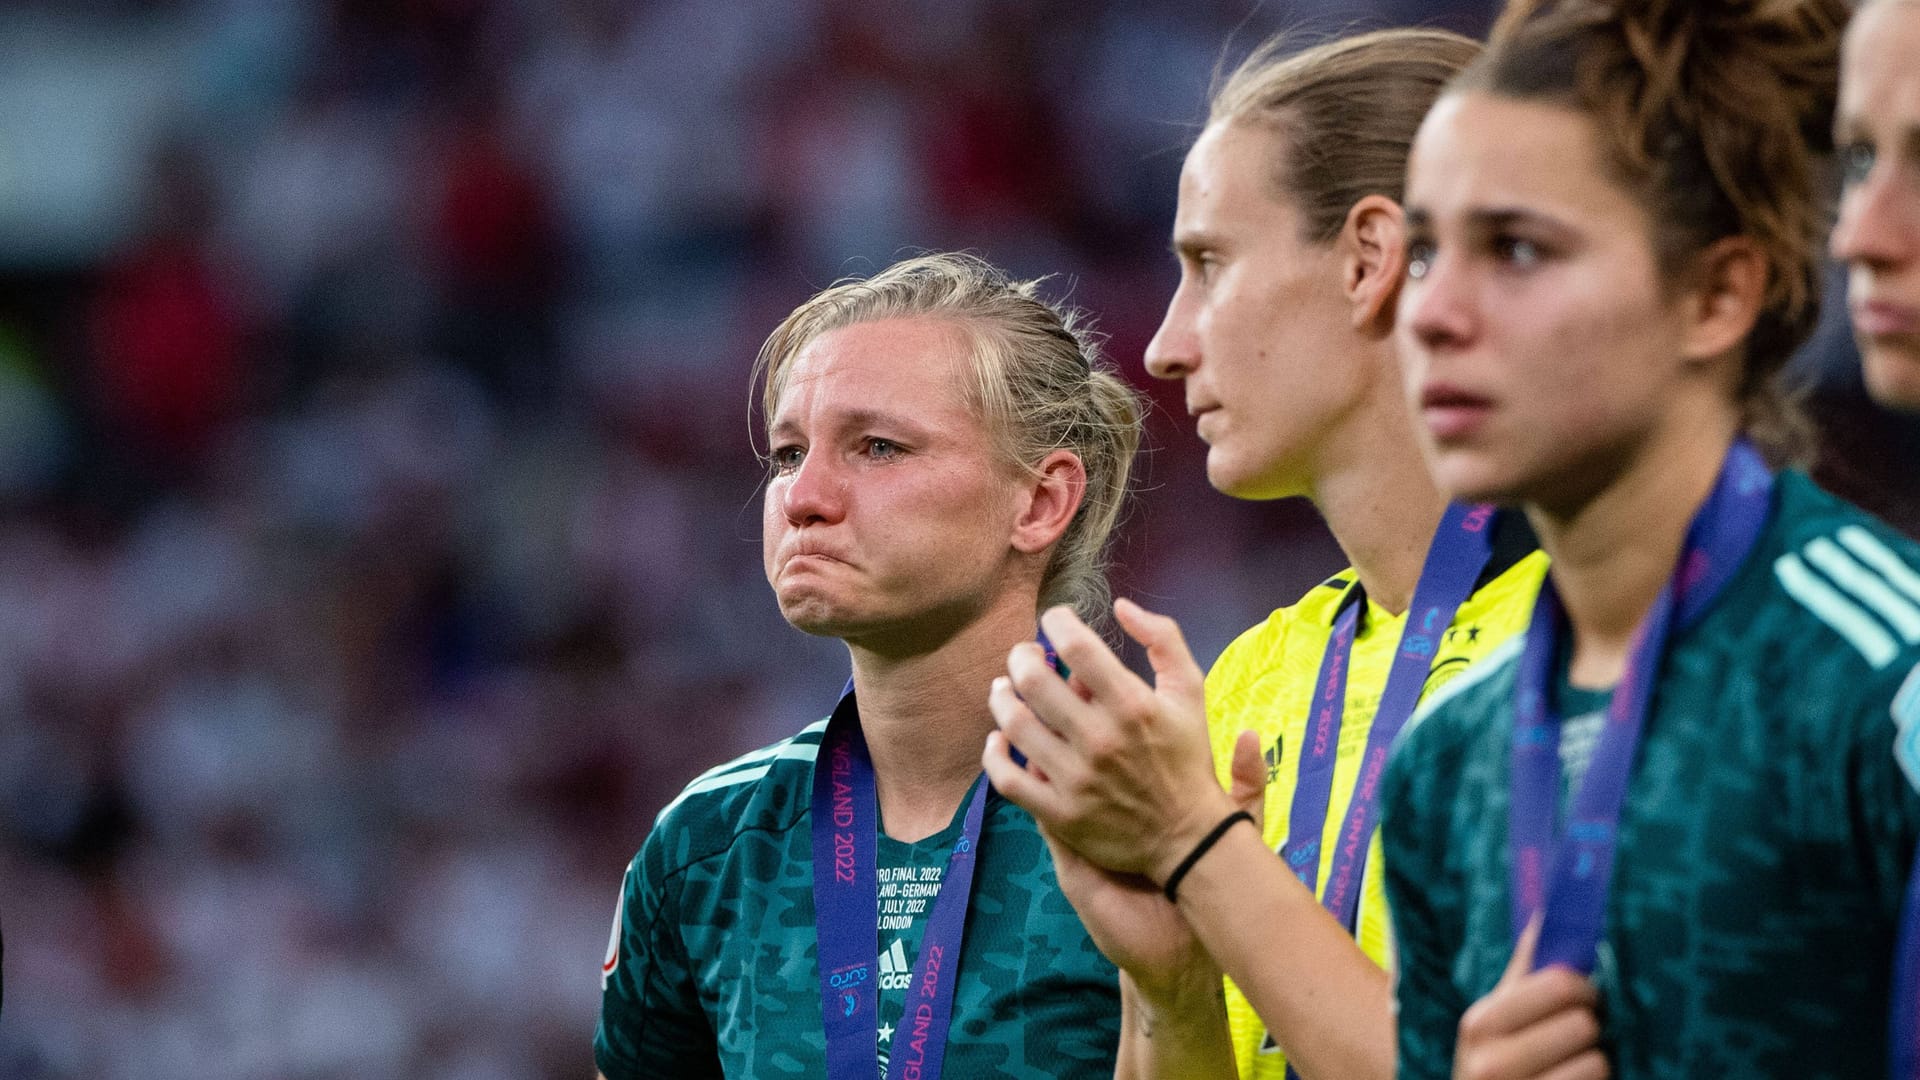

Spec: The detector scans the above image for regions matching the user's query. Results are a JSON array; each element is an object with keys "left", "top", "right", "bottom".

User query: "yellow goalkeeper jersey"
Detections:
[{"left": 1204, "top": 526, "right": 1547, "bottom": 1080}]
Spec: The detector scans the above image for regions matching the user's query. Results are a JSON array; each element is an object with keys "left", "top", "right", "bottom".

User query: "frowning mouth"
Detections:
[{"left": 782, "top": 550, "right": 850, "bottom": 573}]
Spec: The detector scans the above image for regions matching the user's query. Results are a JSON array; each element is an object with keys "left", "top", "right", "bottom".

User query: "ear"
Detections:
[
  {"left": 1679, "top": 236, "right": 1769, "bottom": 366},
  {"left": 1011, "top": 449, "right": 1088, "bottom": 555},
  {"left": 1340, "top": 195, "right": 1408, "bottom": 338}
]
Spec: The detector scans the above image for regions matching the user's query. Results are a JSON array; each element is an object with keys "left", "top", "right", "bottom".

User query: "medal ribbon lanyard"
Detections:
[
  {"left": 810, "top": 692, "right": 988, "bottom": 1080},
  {"left": 1281, "top": 501, "right": 1499, "bottom": 935},
  {"left": 1892, "top": 850, "right": 1920, "bottom": 1080},
  {"left": 1508, "top": 439, "right": 1772, "bottom": 974}
]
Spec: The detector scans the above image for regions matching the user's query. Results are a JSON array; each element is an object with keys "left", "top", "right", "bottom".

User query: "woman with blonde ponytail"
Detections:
[{"left": 1379, "top": 0, "right": 1920, "bottom": 1077}]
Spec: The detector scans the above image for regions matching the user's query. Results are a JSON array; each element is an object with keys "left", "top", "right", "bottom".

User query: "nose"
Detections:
[
  {"left": 1145, "top": 281, "right": 1199, "bottom": 382},
  {"left": 1403, "top": 249, "right": 1476, "bottom": 355},
  {"left": 776, "top": 449, "right": 846, "bottom": 527},
  {"left": 1831, "top": 164, "right": 1919, "bottom": 270}
]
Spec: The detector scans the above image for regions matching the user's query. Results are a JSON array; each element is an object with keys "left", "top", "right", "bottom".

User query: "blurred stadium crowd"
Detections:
[{"left": 0, "top": 1, "right": 1912, "bottom": 1078}]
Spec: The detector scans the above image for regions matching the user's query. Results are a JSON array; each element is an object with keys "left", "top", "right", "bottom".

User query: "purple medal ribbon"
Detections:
[
  {"left": 1280, "top": 501, "right": 1499, "bottom": 935},
  {"left": 1273, "top": 503, "right": 1497, "bottom": 1080},
  {"left": 1892, "top": 852, "right": 1920, "bottom": 1079},
  {"left": 1508, "top": 439, "right": 1772, "bottom": 973},
  {"left": 811, "top": 690, "right": 988, "bottom": 1080},
  {"left": 1283, "top": 601, "right": 1357, "bottom": 894}
]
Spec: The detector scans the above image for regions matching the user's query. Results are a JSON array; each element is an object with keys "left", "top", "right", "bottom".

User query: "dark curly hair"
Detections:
[{"left": 1459, "top": 0, "right": 1849, "bottom": 462}]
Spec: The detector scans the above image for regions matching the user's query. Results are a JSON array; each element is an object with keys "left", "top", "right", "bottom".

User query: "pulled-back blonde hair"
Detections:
[
  {"left": 1210, "top": 28, "right": 1483, "bottom": 244},
  {"left": 1460, "top": 0, "right": 1848, "bottom": 461},
  {"left": 754, "top": 253, "right": 1144, "bottom": 622}
]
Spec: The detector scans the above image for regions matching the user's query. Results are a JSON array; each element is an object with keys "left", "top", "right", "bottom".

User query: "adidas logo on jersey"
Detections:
[{"left": 878, "top": 938, "right": 912, "bottom": 990}]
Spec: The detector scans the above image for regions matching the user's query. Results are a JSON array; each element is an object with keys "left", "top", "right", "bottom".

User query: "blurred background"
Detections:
[{"left": 0, "top": 1, "right": 1912, "bottom": 1077}]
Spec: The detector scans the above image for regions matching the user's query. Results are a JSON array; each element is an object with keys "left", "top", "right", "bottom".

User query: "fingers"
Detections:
[
  {"left": 1065, "top": 671, "right": 1095, "bottom": 703},
  {"left": 1455, "top": 920, "right": 1604, "bottom": 1080},
  {"left": 1465, "top": 966, "right": 1597, "bottom": 1037},
  {"left": 989, "top": 674, "right": 1075, "bottom": 779},
  {"left": 1455, "top": 993, "right": 1606, "bottom": 1080},
  {"left": 1503, "top": 915, "right": 1542, "bottom": 983},
  {"left": 1037, "top": 606, "right": 1151, "bottom": 716},
  {"left": 1227, "top": 729, "right": 1268, "bottom": 829},
  {"left": 1532, "top": 1051, "right": 1609, "bottom": 1080},
  {"left": 983, "top": 729, "right": 1064, "bottom": 821},
  {"left": 1113, "top": 598, "right": 1204, "bottom": 703},
  {"left": 1006, "top": 637, "right": 1102, "bottom": 745}
]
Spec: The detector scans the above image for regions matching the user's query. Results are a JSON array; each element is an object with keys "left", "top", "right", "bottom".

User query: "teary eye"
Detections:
[{"left": 768, "top": 445, "right": 805, "bottom": 473}]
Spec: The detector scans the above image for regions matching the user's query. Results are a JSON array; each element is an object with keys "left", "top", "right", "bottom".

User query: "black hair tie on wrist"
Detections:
[{"left": 1161, "top": 810, "right": 1255, "bottom": 903}]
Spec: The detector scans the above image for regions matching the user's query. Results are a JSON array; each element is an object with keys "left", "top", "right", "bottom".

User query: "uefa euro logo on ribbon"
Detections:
[{"left": 828, "top": 963, "right": 870, "bottom": 1018}]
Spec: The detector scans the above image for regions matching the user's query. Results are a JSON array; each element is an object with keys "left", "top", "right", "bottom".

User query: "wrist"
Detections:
[
  {"left": 1149, "top": 787, "right": 1239, "bottom": 888},
  {"left": 1125, "top": 960, "right": 1225, "bottom": 1024}
]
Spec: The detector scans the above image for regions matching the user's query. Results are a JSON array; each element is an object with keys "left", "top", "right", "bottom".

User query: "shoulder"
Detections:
[
  {"left": 635, "top": 718, "right": 826, "bottom": 882},
  {"left": 1206, "top": 571, "right": 1353, "bottom": 695},
  {"left": 1757, "top": 471, "right": 1920, "bottom": 676},
  {"left": 1707, "top": 473, "right": 1920, "bottom": 781},
  {"left": 1425, "top": 549, "right": 1547, "bottom": 698},
  {"left": 1704, "top": 472, "right": 1920, "bottom": 718}
]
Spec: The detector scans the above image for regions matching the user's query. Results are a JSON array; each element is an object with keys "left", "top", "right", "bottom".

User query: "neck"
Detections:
[
  {"left": 846, "top": 591, "right": 1034, "bottom": 842},
  {"left": 1308, "top": 385, "right": 1450, "bottom": 616},
  {"left": 1526, "top": 414, "right": 1741, "bottom": 689}
]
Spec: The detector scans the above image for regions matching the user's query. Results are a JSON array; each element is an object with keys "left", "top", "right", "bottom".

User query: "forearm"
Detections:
[
  {"left": 1169, "top": 825, "right": 1394, "bottom": 1080},
  {"left": 1115, "top": 967, "right": 1237, "bottom": 1080}
]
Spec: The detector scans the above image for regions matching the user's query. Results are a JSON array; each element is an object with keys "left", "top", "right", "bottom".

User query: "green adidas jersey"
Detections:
[
  {"left": 1381, "top": 471, "right": 1920, "bottom": 1079},
  {"left": 594, "top": 712, "right": 1122, "bottom": 1079}
]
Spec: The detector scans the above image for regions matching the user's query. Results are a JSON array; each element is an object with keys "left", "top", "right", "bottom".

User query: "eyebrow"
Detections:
[
  {"left": 768, "top": 407, "right": 926, "bottom": 441},
  {"left": 1171, "top": 231, "right": 1228, "bottom": 259},
  {"left": 1835, "top": 114, "right": 1920, "bottom": 159},
  {"left": 1405, "top": 206, "right": 1573, "bottom": 234}
]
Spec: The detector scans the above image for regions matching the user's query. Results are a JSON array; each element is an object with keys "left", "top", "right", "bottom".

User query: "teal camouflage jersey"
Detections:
[
  {"left": 1381, "top": 471, "right": 1920, "bottom": 1080},
  {"left": 595, "top": 711, "right": 1122, "bottom": 1079}
]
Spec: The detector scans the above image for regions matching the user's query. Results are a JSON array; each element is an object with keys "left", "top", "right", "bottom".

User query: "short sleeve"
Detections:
[{"left": 594, "top": 844, "right": 724, "bottom": 1080}]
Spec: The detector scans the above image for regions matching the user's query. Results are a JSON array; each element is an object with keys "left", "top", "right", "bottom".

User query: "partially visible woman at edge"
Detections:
[
  {"left": 1383, "top": 1, "right": 1920, "bottom": 1077},
  {"left": 1832, "top": 0, "right": 1920, "bottom": 412},
  {"left": 981, "top": 29, "right": 1548, "bottom": 1080},
  {"left": 1832, "top": 4, "right": 1920, "bottom": 1077}
]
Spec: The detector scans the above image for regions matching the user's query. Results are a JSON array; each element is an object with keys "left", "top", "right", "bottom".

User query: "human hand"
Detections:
[
  {"left": 982, "top": 599, "right": 1233, "bottom": 885},
  {"left": 1453, "top": 919, "right": 1608, "bottom": 1080},
  {"left": 1037, "top": 823, "right": 1213, "bottom": 995},
  {"left": 1226, "top": 727, "right": 1268, "bottom": 832}
]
